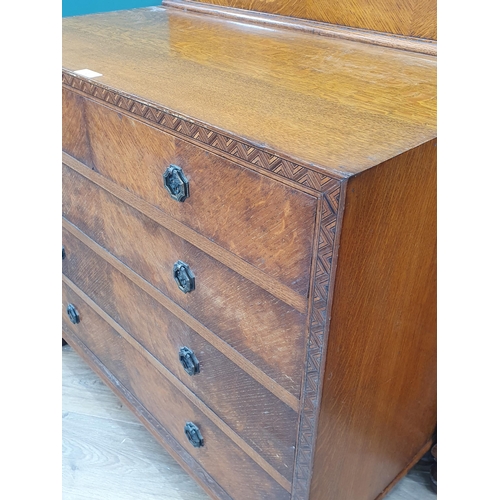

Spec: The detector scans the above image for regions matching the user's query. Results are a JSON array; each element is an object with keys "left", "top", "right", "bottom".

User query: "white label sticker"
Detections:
[{"left": 74, "top": 69, "right": 103, "bottom": 78}]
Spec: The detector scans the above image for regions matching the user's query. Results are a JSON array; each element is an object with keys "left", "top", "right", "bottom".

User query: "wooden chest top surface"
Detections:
[
  {"left": 62, "top": 6, "right": 436, "bottom": 177},
  {"left": 62, "top": 6, "right": 436, "bottom": 499},
  {"left": 182, "top": 0, "right": 437, "bottom": 39}
]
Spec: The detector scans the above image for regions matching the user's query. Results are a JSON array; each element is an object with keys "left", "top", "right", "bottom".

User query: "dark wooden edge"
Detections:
[
  {"left": 162, "top": 0, "right": 437, "bottom": 56},
  {"left": 291, "top": 182, "right": 348, "bottom": 499},
  {"left": 62, "top": 326, "right": 231, "bottom": 500},
  {"left": 62, "top": 215, "right": 300, "bottom": 413},
  {"left": 63, "top": 275, "right": 293, "bottom": 492},
  {"left": 62, "top": 70, "right": 349, "bottom": 182},
  {"left": 62, "top": 152, "right": 308, "bottom": 315},
  {"left": 374, "top": 439, "right": 434, "bottom": 500}
]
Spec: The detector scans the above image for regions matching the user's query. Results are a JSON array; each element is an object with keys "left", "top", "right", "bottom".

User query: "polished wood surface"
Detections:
[
  {"left": 63, "top": 345, "right": 438, "bottom": 500},
  {"left": 63, "top": 346, "right": 210, "bottom": 500},
  {"left": 310, "top": 140, "right": 437, "bottom": 500},
  {"left": 64, "top": 329, "right": 228, "bottom": 500},
  {"left": 62, "top": 150, "right": 307, "bottom": 315},
  {"left": 62, "top": 88, "right": 92, "bottom": 167},
  {"left": 62, "top": 5, "right": 436, "bottom": 499},
  {"left": 62, "top": 7, "right": 436, "bottom": 177},
  {"left": 62, "top": 214, "right": 300, "bottom": 413},
  {"left": 63, "top": 276, "right": 292, "bottom": 491},
  {"left": 62, "top": 284, "right": 290, "bottom": 500},
  {"left": 163, "top": 0, "right": 437, "bottom": 55},
  {"left": 62, "top": 89, "right": 317, "bottom": 296},
  {"left": 184, "top": 0, "right": 437, "bottom": 39},
  {"left": 62, "top": 163, "right": 307, "bottom": 400},
  {"left": 62, "top": 228, "right": 298, "bottom": 481}
]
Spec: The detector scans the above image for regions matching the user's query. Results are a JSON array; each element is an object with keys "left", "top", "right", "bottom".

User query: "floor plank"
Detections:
[
  {"left": 62, "top": 345, "right": 437, "bottom": 499},
  {"left": 63, "top": 349, "right": 139, "bottom": 425},
  {"left": 63, "top": 411, "right": 205, "bottom": 500}
]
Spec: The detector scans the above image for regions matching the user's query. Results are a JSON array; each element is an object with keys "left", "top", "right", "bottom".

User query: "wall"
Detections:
[{"left": 63, "top": 0, "right": 160, "bottom": 17}]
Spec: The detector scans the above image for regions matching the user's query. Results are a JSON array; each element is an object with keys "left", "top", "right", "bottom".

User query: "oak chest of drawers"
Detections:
[{"left": 62, "top": 3, "right": 436, "bottom": 499}]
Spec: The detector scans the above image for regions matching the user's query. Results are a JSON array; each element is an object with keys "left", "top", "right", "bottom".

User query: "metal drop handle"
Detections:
[
  {"left": 163, "top": 165, "right": 189, "bottom": 202},
  {"left": 173, "top": 261, "right": 195, "bottom": 293},
  {"left": 67, "top": 304, "right": 80, "bottom": 324},
  {"left": 184, "top": 422, "right": 204, "bottom": 448},
  {"left": 179, "top": 347, "right": 200, "bottom": 376}
]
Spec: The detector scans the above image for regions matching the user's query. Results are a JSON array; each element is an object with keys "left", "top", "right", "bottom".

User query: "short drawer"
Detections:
[
  {"left": 62, "top": 227, "right": 298, "bottom": 480},
  {"left": 62, "top": 162, "right": 307, "bottom": 399},
  {"left": 62, "top": 87, "right": 317, "bottom": 297},
  {"left": 62, "top": 282, "right": 290, "bottom": 500}
]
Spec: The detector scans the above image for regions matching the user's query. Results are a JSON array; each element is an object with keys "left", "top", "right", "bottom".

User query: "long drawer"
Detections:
[
  {"left": 62, "top": 87, "right": 317, "bottom": 297},
  {"left": 62, "top": 282, "right": 290, "bottom": 500},
  {"left": 62, "top": 162, "right": 307, "bottom": 400},
  {"left": 62, "top": 227, "right": 298, "bottom": 480}
]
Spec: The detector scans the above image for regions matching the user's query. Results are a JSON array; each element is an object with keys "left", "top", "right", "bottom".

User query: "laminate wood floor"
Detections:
[{"left": 62, "top": 345, "right": 437, "bottom": 500}]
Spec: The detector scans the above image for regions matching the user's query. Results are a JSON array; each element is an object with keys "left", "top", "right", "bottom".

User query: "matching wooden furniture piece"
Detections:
[{"left": 62, "top": 2, "right": 436, "bottom": 499}]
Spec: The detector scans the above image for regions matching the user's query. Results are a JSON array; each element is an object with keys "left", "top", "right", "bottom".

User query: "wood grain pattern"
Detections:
[
  {"left": 62, "top": 163, "right": 307, "bottom": 399},
  {"left": 62, "top": 285, "right": 291, "bottom": 500},
  {"left": 291, "top": 184, "right": 345, "bottom": 500},
  {"left": 62, "top": 7, "right": 436, "bottom": 177},
  {"left": 63, "top": 276, "right": 292, "bottom": 491},
  {"left": 64, "top": 328, "right": 232, "bottom": 500},
  {"left": 63, "top": 345, "right": 211, "bottom": 500},
  {"left": 408, "top": 0, "right": 437, "bottom": 40},
  {"left": 310, "top": 139, "right": 437, "bottom": 500},
  {"left": 163, "top": 1, "right": 437, "bottom": 55},
  {"left": 62, "top": 228, "right": 298, "bottom": 482},
  {"left": 63, "top": 412, "right": 208, "bottom": 500},
  {"left": 62, "top": 90, "right": 317, "bottom": 297},
  {"left": 62, "top": 7, "right": 437, "bottom": 499},
  {"left": 375, "top": 440, "right": 433, "bottom": 500},
  {"left": 63, "top": 151, "right": 307, "bottom": 314},
  {"left": 62, "top": 216, "right": 300, "bottom": 412},
  {"left": 62, "top": 87, "right": 94, "bottom": 168},
  {"left": 63, "top": 350, "right": 139, "bottom": 426},
  {"left": 63, "top": 345, "right": 438, "bottom": 500},
  {"left": 184, "top": 0, "right": 437, "bottom": 39}
]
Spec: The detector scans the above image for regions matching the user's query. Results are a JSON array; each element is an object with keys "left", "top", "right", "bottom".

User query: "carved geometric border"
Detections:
[
  {"left": 292, "top": 186, "right": 343, "bottom": 499},
  {"left": 62, "top": 70, "right": 343, "bottom": 192},
  {"left": 62, "top": 70, "right": 345, "bottom": 499}
]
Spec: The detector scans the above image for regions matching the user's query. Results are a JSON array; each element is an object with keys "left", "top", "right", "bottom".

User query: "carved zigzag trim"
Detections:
[
  {"left": 62, "top": 69, "right": 345, "bottom": 499},
  {"left": 62, "top": 71, "right": 343, "bottom": 191},
  {"left": 292, "top": 186, "right": 342, "bottom": 499}
]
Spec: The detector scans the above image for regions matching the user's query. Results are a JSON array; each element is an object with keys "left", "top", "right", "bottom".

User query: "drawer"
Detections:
[
  {"left": 62, "top": 162, "right": 307, "bottom": 399},
  {"left": 62, "top": 282, "right": 290, "bottom": 500},
  {"left": 62, "top": 227, "right": 298, "bottom": 480},
  {"left": 62, "top": 87, "right": 317, "bottom": 297}
]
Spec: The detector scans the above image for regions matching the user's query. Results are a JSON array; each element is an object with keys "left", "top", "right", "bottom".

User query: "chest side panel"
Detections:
[{"left": 311, "top": 140, "right": 437, "bottom": 500}]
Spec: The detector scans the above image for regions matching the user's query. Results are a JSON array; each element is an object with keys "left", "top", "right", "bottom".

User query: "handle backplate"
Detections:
[
  {"left": 179, "top": 346, "right": 200, "bottom": 376},
  {"left": 67, "top": 304, "right": 80, "bottom": 325},
  {"left": 173, "top": 260, "right": 195, "bottom": 293},
  {"left": 184, "top": 422, "right": 204, "bottom": 448},
  {"left": 163, "top": 165, "right": 189, "bottom": 202}
]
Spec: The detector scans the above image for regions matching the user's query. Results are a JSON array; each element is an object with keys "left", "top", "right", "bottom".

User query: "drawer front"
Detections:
[
  {"left": 62, "top": 87, "right": 317, "bottom": 297},
  {"left": 63, "top": 162, "right": 307, "bottom": 398},
  {"left": 62, "top": 282, "right": 290, "bottom": 500},
  {"left": 62, "top": 227, "right": 298, "bottom": 480}
]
